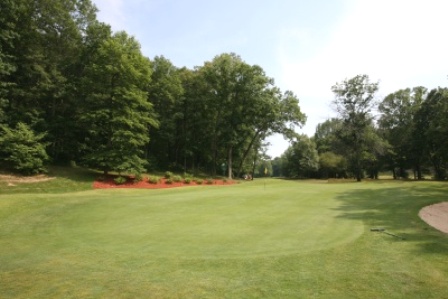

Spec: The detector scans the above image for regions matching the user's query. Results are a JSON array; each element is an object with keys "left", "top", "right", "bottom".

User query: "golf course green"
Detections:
[{"left": 1, "top": 177, "right": 447, "bottom": 298}]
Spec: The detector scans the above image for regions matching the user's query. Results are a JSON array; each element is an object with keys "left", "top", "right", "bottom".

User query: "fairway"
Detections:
[{"left": 1, "top": 179, "right": 448, "bottom": 298}]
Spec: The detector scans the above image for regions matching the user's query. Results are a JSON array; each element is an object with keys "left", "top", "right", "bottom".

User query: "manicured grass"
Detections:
[{"left": 1, "top": 178, "right": 448, "bottom": 298}]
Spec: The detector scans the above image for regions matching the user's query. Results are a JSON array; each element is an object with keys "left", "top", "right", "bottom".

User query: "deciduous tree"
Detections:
[{"left": 331, "top": 74, "right": 379, "bottom": 181}]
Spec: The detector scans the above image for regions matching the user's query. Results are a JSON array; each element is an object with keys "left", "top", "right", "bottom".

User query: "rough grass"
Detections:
[{"left": 1, "top": 176, "right": 448, "bottom": 298}]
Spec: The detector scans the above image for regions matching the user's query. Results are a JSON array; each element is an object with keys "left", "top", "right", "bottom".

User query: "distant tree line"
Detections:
[
  {"left": 0, "top": 0, "right": 306, "bottom": 177},
  {"left": 276, "top": 75, "right": 448, "bottom": 181}
]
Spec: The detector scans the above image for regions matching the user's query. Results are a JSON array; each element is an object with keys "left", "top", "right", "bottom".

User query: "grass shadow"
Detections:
[
  {"left": 0, "top": 166, "right": 99, "bottom": 194},
  {"left": 332, "top": 181, "right": 448, "bottom": 255}
]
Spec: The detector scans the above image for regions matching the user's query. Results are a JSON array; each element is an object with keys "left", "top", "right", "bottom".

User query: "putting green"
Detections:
[{"left": 5, "top": 180, "right": 364, "bottom": 259}]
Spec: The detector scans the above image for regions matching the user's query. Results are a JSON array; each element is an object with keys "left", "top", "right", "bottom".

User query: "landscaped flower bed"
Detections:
[{"left": 93, "top": 176, "right": 234, "bottom": 189}]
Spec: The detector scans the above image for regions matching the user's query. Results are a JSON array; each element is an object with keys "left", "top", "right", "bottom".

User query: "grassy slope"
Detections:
[
  {"left": 1, "top": 176, "right": 448, "bottom": 298},
  {"left": 0, "top": 166, "right": 97, "bottom": 194}
]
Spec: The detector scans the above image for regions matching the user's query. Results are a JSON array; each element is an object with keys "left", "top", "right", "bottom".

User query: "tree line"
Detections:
[
  {"left": 0, "top": 0, "right": 305, "bottom": 177},
  {"left": 274, "top": 75, "right": 448, "bottom": 181}
]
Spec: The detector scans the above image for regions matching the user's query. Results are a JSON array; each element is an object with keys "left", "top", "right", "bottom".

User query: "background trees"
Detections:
[
  {"left": 281, "top": 135, "right": 319, "bottom": 178},
  {"left": 80, "top": 31, "right": 157, "bottom": 175},
  {"left": 378, "top": 87, "right": 426, "bottom": 178},
  {"left": 331, "top": 74, "right": 379, "bottom": 181},
  {"left": 1, "top": 1, "right": 447, "bottom": 180}
]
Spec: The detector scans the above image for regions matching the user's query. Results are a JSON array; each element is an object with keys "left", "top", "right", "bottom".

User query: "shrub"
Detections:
[
  {"left": 114, "top": 176, "right": 127, "bottom": 185},
  {"left": 172, "top": 175, "right": 182, "bottom": 183},
  {"left": 184, "top": 178, "right": 191, "bottom": 184},
  {"left": 134, "top": 173, "right": 144, "bottom": 183},
  {"left": 0, "top": 123, "right": 48, "bottom": 175},
  {"left": 195, "top": 179, "right": 203, "bottom": 185},
  {"left": 165, "top": 178, "right": 173, "bottom": 184},
  {"left": 206, "top": 178, "right": 213, "bottom": 185},
  {"left": 164, "top": 171, "right": 173, "bottom": 179},
  {"left": 148, "top": 176, "right": 160, "bottom": 184}
]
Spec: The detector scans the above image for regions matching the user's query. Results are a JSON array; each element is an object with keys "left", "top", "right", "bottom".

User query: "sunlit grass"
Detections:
[{"left": 1, "top": 177, "right": 448, "bottom": 298}]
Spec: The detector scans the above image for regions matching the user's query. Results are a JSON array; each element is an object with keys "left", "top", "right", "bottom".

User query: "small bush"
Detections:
[
  {"left": 223, "top": 178, "right": 228, "bottom": 183},
  {"left": 184, "top": 178, "right": 191, "bottom": 184},
  {"left": 114, "top": 176, "right": 127, "bottom": 185},
  {"left": 172, "top": 175, "right": 182, "bottom": 183},
  {"left": 206, "top": 178, "right": 213, "bottom": 185},
  {"left": 164, "top": 171, "right": 173, "bottom": 179},
  {"left": 165, "top": 178, "right": 173, "bottom": 184},
  {"left": 134, "top": 173, "right": 144, "bottom": 183},
  {"left": 195, "top": 179, "right": 203, "bottom": 185},
  {"left": 148, "top": 176, "right": 160, "bottom": 184}
]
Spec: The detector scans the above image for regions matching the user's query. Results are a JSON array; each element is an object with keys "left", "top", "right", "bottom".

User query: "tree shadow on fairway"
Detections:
[
  {"left": 332, "top": 182, "right": 448, "bottom": 255},
  {"left": 48, "top": 166, "right": 98, "bottom": 183}
]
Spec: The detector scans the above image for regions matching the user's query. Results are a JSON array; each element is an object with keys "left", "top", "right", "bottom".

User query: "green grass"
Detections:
[
  {"left": 1, "top": 176, "right": 448, "bottom": 298},
  {"left": 0, "top": 166, "right": 98, "bottom": 194}
]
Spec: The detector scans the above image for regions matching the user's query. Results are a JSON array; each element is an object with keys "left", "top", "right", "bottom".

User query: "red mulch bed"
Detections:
[{"left": 93, "top": 177, "right": 235, "bottom": 189}]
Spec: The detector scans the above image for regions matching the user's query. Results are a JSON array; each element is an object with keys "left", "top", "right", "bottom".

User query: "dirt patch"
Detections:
[
  {"left": 419, "top": 202, "right": 448, "bottom": 234},
  {"left": 93, "top": 177, "right": 235, "bottom": 189},
  {"left": 0, "top": 174, "right": 55, "bottom": 184}
]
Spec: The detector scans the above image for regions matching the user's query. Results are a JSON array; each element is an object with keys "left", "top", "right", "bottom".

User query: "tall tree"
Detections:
[
  {"left": 0, "top": 0, "right": 19, "bottom": 124},
  {"left": 198, "top": 53, "right": 305, "bottom": 178},
  {"left": 146, "top": 56, "right": 184, "bottom": 169},
  {"left": 80, "top": 31, "right": 157, "bottom": 175},
  {"left": 378, "top": 87, "right": 426, "bottom": 178},
  {"left": 331, "top": 74, "right": 379, "bottom": 181},
  {"left": 198, "top": 53, "right": 271, "bottom": 178},
  {"left": 413, "top": 88, "right": 448, "bottom": 180}
]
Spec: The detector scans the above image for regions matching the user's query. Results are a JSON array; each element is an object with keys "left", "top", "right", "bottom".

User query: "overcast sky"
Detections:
[{"left": 92, "top": 0, "right": 448, "bottom": 158}]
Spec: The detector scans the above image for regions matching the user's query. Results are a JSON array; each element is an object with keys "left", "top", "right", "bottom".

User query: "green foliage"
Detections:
[
  {"left": 164, "top": 171, "right": 173, "bottom": 179},
  {"left": 282, "top": 134, "right": 319, "bottom": 178},
  {"left": 195, "top": 178, "right": 203, "bottom": 185},
  {"left": 0, "top": 123, "right": 49, "bottom": 175},
  {"left": 165, "top": 178, "right": 173, "bottom": 184},
  {"left": 148, "top": 176, "right": 160, "bottom": 184},
  {"left": 412, "top": 87, "right": 448, "bottom": 179},
  {"left": 206, "top": 178, "right": 214, "bottom": 184},
  {"left": 134, "top": 173, "right": 144, "bottom": 183},
  {"left": 331, "top": 74, "right": 380, "bottom": 181},
  {"left": 114, "top": 176, "right": 127, "bottom": 185},
  {"left": 378, "top": 87, "right": 426, "bottom": 179},
  {"left": 80, "top": 31, "right": 158, "bottom": 175},
  {"left": 172, "top": 175, "right": 182, "bottom": 183},
  {"left": 183, "top": 177, "right": 191, "bottom": 184},
  {"left": 319, "top": 152, "right": 347, "bottom": 178}
]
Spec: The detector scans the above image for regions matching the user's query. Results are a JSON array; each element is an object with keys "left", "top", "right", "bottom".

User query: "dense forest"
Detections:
[
  {"left": 1, "top": 0, "right": 447, "bottom": 180},
  {"left": 0, "top": 0, "right": 305, "bottom": 178}
]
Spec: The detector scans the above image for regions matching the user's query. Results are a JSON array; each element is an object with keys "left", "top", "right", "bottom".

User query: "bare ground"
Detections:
[{"left": 419, "top": 202, "right": 448, "bottom": 234}]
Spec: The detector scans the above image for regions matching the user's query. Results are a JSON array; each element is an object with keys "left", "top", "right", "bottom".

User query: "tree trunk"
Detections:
[
  {"left": 236, "top": 131, "right": 260, "bottom": 177},
  {"left": 251, "top": 154, "right": 258, "bottom": 180},
  {"left": 227, "top": 146, "right": 233, "bottom": 179},
  {"left": 416, "top": 163, "right": 422, "bottom": 180}
]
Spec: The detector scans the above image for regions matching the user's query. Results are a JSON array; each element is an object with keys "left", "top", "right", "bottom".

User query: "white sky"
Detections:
[{"left": 92, "top": 0, "right": 448, "bottom": 158}]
